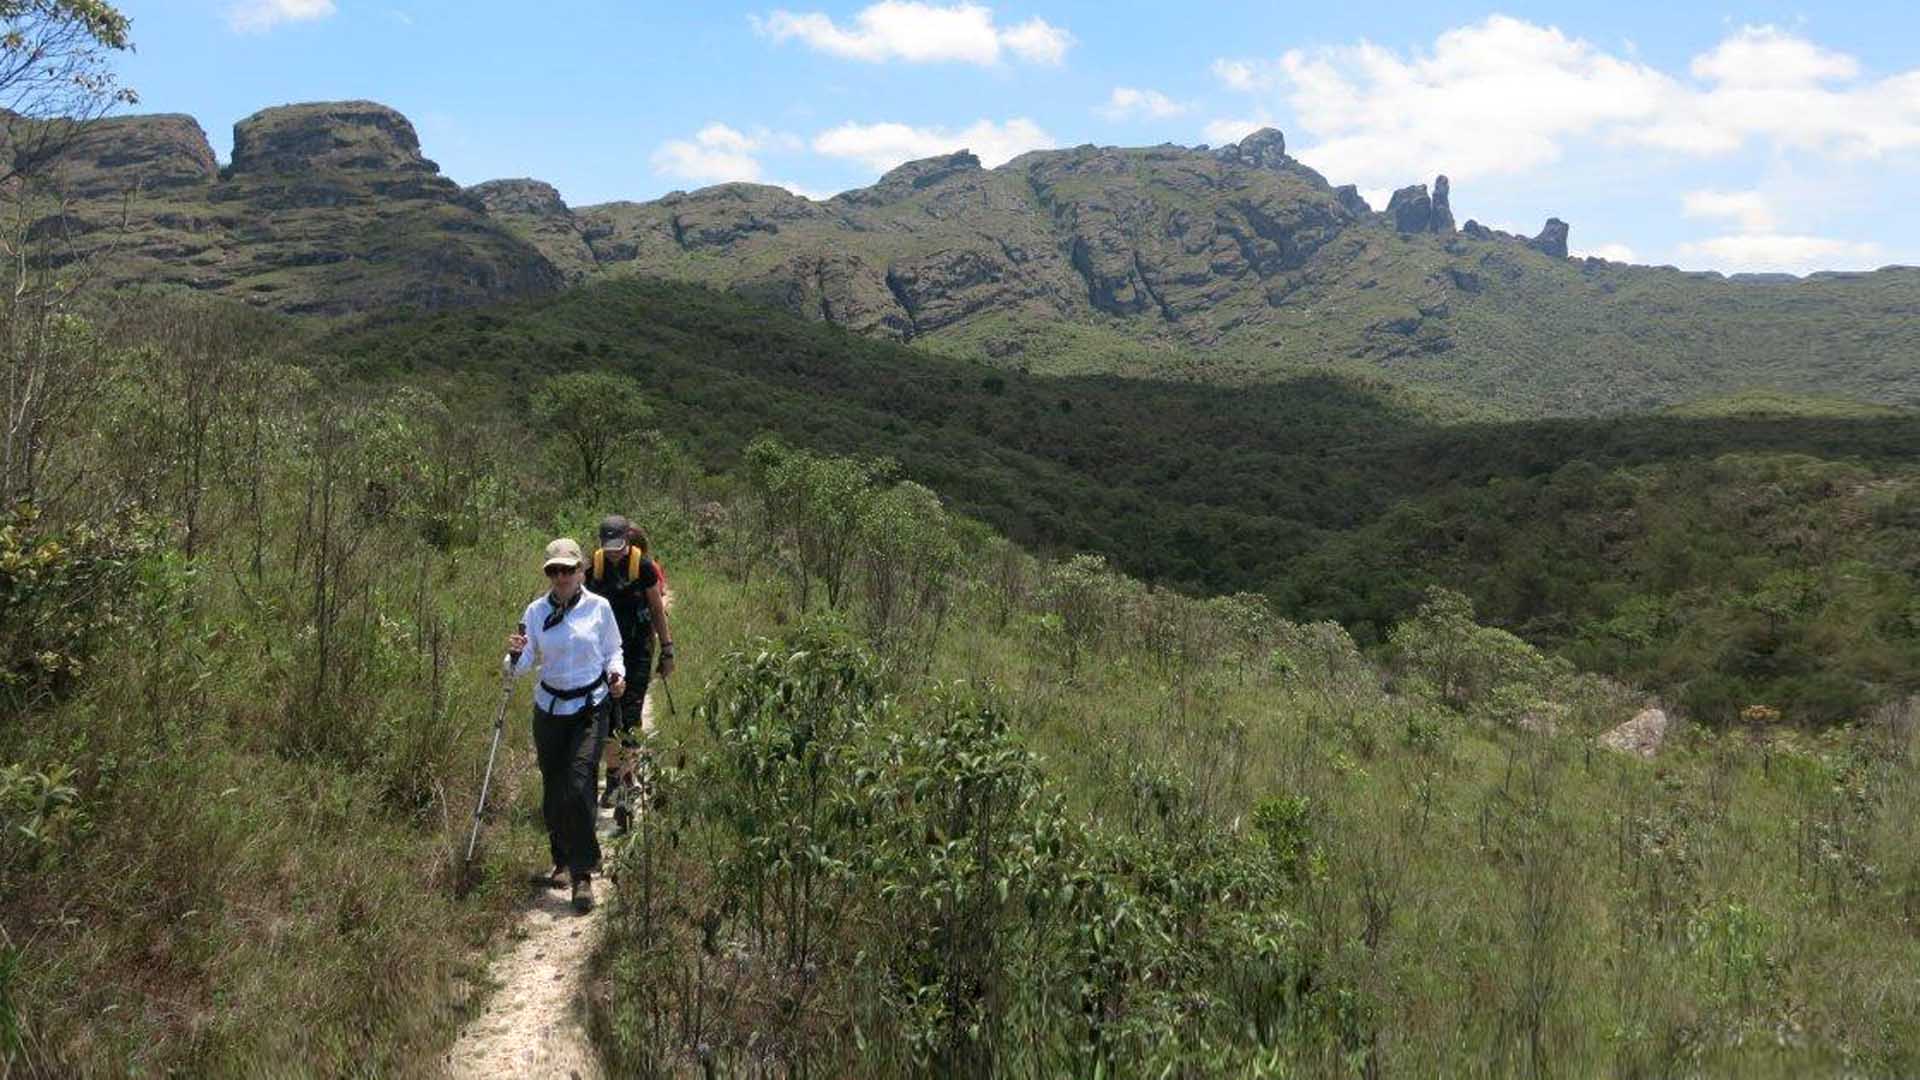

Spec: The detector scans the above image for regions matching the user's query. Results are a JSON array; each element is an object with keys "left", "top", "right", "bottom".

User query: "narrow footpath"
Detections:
[{"left": 445, "top": 630, "right": 667, "bottom": 1079}]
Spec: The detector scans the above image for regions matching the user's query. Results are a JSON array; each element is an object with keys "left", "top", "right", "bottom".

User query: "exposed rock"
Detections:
[
  {"left": 660, "top": 182, "right": 827, "bottom": 250},
  {"left": 836, "top": 150, "right": 981, "bottom": 206},
  {"left": 1599, "top": 707, "right": 1670, "bottom": 758},
  {"left": 470, "top": 178, "right": 597, "bottom": 282},
  {"left": 228, "top": 101, "right": 440, "bottom": 177},
  {"left": 1429, "top": 175, "right": 1456, "bottom": 233},
  {"left": 1217, "top": 127, "right": 1288, "bottom": 170},
  {"left": 1334, "top": 184, "right": 1371, "bottom": 217},
  {"left": 38, "top": 113, "right": 217, "bottom": 199},
  {"left": 469, "top": 178, "right": 569, "bottom": 218},
  {"left": 1461, "top": 219, "right": 1492, "bottom": 240},
  {"left": 1386, "top": 184, "right": 1432, "bottom": 234},
  {"left": 1529, "top": 217, "right": 1570, "bottom": 259}
]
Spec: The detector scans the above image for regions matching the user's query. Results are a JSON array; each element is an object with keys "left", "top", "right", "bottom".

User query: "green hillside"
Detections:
[
  {"left": 330, "top": 278, "right": 1920, "bottom": 721},
  {"left": 29, "top": 106, "right": 1920, "bottom": 417},
  {"left": 10, "top": 291, "right": 1920, "bottom": 1073}
]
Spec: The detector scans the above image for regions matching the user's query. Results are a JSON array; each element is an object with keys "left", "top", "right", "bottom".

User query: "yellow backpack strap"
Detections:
[
  {"left": 592, "top": 548, "right": 605, "bottom": 580},
  {"left": 627, "top": 547, "right": 643, "bottom": 579}
]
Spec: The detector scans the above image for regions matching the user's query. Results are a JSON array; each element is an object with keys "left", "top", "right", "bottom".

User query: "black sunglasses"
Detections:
[{"left": 545, "top": 564, "right": 578, "bottom": 577}]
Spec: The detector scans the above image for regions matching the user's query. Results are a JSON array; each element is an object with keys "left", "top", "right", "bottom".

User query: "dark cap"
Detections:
[{"left": 598, "top": 514, "right": 632, "bottom": 543}]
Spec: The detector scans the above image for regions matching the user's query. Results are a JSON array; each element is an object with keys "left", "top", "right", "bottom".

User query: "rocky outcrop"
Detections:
[
  {"left": 1530, "top": 218, "right": 1570, "bottom": 259},
  {"left": 36, "top": 99, "right": 1662, "bottom": 363},
  {"left": 1334, "top": 185, "right": 1371, "bottom": 217},
  {"left": 1386, "top": 176, "right": 1455, "bottom": 234},
  {"left": 1215, "top": 127, "right": 1288, "bottom": 170},
  {"left": 228, "top": 101, "right": 438, "bottom": 177},
  {"left": 469, "top": 178, "right": 569, "bottom": 217},
  {"left": 1461, "top": 219, "right": 1493, "bottom": 240},
  {"left": 43, "top": 114, "right": 217, "bottom": 199},
  {"left": 837, "top": 150, "right": 980, "bottom": 206},
  {"left": 1387, "top": 184, "right": 1432, "bottom": 234},
  {"left": 1430, "top": 175, "right": 1456, "bottom": 233},
  {"left": 1600, "top": 707, "right": 1670, "bottom": 758},
  {"left": 470, "top": 178, "right": 597, "bottom": 282},
  {"left": 658, "top": 183, "right": 828, "bottom": 250},
  {"left": 13, "top": 102, "right": 561, "bottom": 316}
]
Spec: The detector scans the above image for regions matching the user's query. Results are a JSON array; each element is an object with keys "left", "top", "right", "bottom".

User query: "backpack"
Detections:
[
  {"left": 589, "top": 546, "right": 654, "bottom": 628},
  {"left": 591, "top": 546, "right": 645, "bottom": 582}
]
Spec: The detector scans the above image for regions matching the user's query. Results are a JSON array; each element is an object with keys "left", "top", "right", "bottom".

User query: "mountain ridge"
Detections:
[{"left": 19, "top": 100, "right": 1920, "bottom": 414}]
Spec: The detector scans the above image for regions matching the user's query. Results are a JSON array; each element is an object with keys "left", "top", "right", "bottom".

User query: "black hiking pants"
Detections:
[
  {"left": 610, "top": 640, "right": 653, "bottom": 748},
  {"left": 532, "top": 699, "right": 608, "bottom": 880}
]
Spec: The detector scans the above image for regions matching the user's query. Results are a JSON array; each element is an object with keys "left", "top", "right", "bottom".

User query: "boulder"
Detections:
[
  {"left": 1334, "top": 184, "right": 1372, "bottom": 217},
  {"left": 1529, "top": 217, "right": 1570, "bottom": 258},
  {"left": 1217, "top": 127, "right": 1289, "bottom": 170},
  {"left": 1599, "top": 707, "right": 1670, "bottom": 758},
  {"left": 1386, "top": 184, "right": 1432, "bottom": 233},
  {"left": 1461, "top": 219, "right": 1492, "bottom": 240},
  {"left": 1429, "top": 175, "right": 1456, "bottom": 233}
]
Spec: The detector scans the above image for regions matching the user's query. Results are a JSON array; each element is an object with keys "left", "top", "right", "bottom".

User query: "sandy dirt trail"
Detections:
[{"left": 445, "top": 617, "right": 667, "bottom": 1079}]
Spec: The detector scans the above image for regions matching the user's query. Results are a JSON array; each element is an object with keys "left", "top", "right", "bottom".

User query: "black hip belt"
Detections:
[{"left": 540, "top": 672, "right": 606, "bottom": 702}]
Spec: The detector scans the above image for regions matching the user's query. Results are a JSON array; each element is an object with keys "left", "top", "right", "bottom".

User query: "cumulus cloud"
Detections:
[
  {"left": 1102, "top": 87, "right": 1186, "bottom": 121},
  {"left": 1202, "top": 116, "right": 1277, "bottom": 146},
  {"left": 1676, "top": 234, "right": 1881, "bottom": 274},
  {"left": 651, "top": 123, "right": 772, "bottom": 185},
  {"left": 1578, "top": 243, "right": 1638, "bottom": 264},
  {"left": 1681, "top": 189, "right": 1778, "bottom": 233},
  {"left": 812, "top": 117, "right": 1053, "bottom": 171},
  {"left": 1208, "top": 17, "right": 1920, "bottom": 191},
  {"left": 754, "top": 3, "right": 1071, "bottom": 66},
  {"left": 229, "top": 0, "right": 336, "bottom": 33}
]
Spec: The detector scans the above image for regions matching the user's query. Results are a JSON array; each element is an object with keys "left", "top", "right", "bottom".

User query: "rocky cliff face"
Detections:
[
  {"left": 30, "top": 99, "right": 1918, "bottom": 416},
  {"left": 44, "top": 113, "right": 218, "bottom": 199},
  {"left": 17, "top": 102, "right": 560, "bottom": 316}
]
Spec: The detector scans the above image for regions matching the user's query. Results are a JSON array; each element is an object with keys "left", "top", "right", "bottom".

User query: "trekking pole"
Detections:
[
  {"left": 465, "top": 625, "right": 524, "bottom": 865},
  {"left": 659, "top": 670, "right": 676, "bottom": 716}
]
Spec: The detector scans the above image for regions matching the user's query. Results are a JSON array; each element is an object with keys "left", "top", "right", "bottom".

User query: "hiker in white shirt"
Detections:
[{"left": 505, "top": 537, "right": 626, "bottom": 913}]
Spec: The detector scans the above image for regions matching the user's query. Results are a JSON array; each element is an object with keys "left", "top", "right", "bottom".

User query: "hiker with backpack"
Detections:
[
  {"left": 505, "top": 538, "right": 626, "bottom": 913},
  {"left": 584, "top": 515, "right": 674, "bottom": 832}
]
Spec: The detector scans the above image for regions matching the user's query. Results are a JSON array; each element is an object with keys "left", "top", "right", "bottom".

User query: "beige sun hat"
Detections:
[{"left": 542, "top": 537, "right": 585, "bottom": 571}]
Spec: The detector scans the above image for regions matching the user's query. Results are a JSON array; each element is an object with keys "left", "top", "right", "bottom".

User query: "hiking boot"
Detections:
[
  {"left": 571, "top": 876, "right": 594, "bottom": 914},
  {"left": 599, "top": 768, "right": 619, "bottom": 809},
  {"left": 529, "top": 864, "right": 566, "bottom": 889}
]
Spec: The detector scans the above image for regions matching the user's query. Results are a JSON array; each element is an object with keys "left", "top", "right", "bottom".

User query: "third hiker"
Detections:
[{"left": 584, "top": 514, "right": 674, "bottom": 831}]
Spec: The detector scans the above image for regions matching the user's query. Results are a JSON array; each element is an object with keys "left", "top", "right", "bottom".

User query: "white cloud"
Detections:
[
  {"left": 1209, "top": 18, "right": 1920, "bottom": 192},
  {"left": 754, "top": 3, "right": 1070, "bottom": 66},
  {"left": 650, "top": 123, "right": 769, "bottom": 185},
  {"left": 1681, "top": 189, "right": 1778, "bottom": 233},
  {"left": 1210, "top": 58, "right": 1270, "bottom": 93},
  {"left": 1578, "top": 243, "right": 1637, "bottom": 263},
  {"left": 1676, "top": 234, "right": 1881, "bottom": 274},
  {"left": 812, "top": 117, "right": 1053, "bottom": 171},
  {"left": 1103, "top": 87, "right": 1187, "bottom": 121},
  {"left": 1002, "top": 17, "right": 1071, "bottom": 65},
  {"left": 1202, "top": 116, "right": 1276, "bottom": 146},
  {"left": 228, "top": 0, "right": 336, "bottom": 32}
]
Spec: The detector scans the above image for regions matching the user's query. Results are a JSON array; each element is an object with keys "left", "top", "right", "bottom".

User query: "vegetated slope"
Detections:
[
  {"left": 35, "top": 104, "right": 1920, "bottom": 414},
  {"left": 25, "top": 102, "right": 559, "bottom": 315},
  {"left": 332, "top": 279, "right": 1920, "bottom": 719},
  {"left": 486, "top": 130, "right": 1920, "bottom": 416}
]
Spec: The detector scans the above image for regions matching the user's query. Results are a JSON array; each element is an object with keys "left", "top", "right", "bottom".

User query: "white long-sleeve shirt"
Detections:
[{"left": 512, "top": 589, "right": 626, "bottom": 716}]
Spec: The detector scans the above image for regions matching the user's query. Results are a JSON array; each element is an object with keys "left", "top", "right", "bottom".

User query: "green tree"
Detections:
[
  {"left": 530, "top": 371, "right": 652, "bottom": 492},
  {"left": 0, "top": 1, "right": 137, "bottom": 186}
]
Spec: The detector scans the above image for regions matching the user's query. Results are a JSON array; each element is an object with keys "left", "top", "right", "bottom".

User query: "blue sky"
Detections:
[{"left": 111, "top": 1, "right": 1920, "bottom": 273}]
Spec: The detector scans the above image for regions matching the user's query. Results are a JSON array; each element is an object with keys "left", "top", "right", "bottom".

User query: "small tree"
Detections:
[
  {"left": 0, "top": 1, "right": 138, "bottom": 186},
  {"left": 531, "top": 371, "right": 651, "bottom": 492}
]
